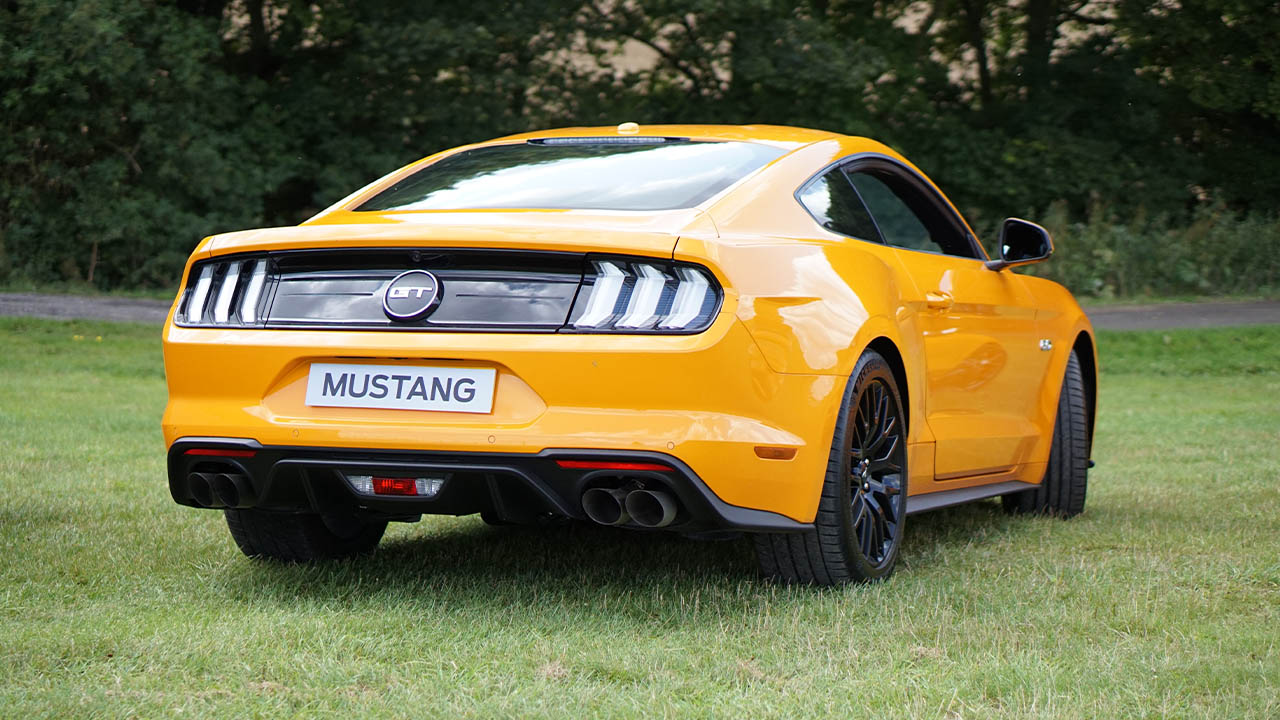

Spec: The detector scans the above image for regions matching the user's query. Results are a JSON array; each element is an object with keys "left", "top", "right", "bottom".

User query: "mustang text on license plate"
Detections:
[{"left": 305, "top": 363, "right": 497, "bottom": 413}]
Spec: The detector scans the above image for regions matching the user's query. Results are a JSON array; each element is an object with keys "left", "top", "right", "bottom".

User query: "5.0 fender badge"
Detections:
[
  {"left": 1039, "top": 339, "right": 1053, "bottom": 351},
  {"left": 383, "top": 270, "right": 442, "bottom": 322}
]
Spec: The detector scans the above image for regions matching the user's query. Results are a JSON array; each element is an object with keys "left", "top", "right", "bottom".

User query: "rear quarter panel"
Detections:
[{"left": 675, "top": 140, "right": 938, "bottom": 498}]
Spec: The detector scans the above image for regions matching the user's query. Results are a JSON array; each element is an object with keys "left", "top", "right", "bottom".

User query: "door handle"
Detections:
[{"left": 925, "top": 290, "right": 954, "bottom": 310}]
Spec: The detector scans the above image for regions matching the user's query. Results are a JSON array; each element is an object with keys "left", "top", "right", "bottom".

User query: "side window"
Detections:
[
  {"left": 797, "top": 171, "right": 883, "bottom": 243},
  {"left": 846, "top": 169, "right": 977, "bottom": 258}
]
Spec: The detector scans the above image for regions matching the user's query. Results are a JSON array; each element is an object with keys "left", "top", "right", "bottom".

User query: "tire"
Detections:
[
  {"left": 479, "top": 510, "right": 515, "bottom": 526},
  {"left": 1002, "top": 349, "right": 1089, "bottom": 517},
  {"left": 753, "top": 350, "right": 909, "bottom": 585},
  {"left": 224, "top": 509, "right": 387, "bottom": 562}
]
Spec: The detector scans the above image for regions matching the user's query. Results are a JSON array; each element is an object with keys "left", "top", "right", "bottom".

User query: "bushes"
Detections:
[
  {"left": 0, "top": 0, "right": 286, "bottom": 289},
  {"left": 2, "top": 1, "right": 1277, "bottom": 296},
  {"left": 1027, "top": 204, "right": 1280, "bottom": 299}
]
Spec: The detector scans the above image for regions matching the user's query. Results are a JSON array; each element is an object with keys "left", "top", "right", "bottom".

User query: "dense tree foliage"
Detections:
[{"left": 2, "top": 0, "right": 1277, "bottom": 290}]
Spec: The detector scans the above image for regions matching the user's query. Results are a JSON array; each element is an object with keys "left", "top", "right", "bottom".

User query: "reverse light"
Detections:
[
  {"left": 346, "top": 474, "right": 446, "bottom": 497},
  {"left": 569, "top": 259, "right": 719, "bottom": 333}
]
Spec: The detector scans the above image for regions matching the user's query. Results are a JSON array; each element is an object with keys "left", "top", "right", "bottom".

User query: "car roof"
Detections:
[
  {"left": 305, "top": 124, "right": 915, "bottom": 232},
  {"left": 483, "top": 124, "right": 846, "bottom": 150}
]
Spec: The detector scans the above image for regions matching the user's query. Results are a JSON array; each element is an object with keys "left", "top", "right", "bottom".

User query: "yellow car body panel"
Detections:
[
  {"left": 163, "top": 315, "right": 843, "bottom": 523},
  {"left": 162, "top": 123, "right": 1095, "bottom": 530}
]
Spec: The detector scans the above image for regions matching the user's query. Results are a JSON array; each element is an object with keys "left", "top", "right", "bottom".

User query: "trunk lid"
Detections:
[{"left": 207, "top": 209, "right": 706, "bottom": 258}]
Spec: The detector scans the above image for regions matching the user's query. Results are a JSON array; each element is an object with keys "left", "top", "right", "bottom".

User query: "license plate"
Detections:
[{"left": 305, "top": 363, "right": 497, "bottom": 413}]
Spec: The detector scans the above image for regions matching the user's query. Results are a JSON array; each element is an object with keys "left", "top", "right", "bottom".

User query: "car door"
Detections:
[{"left": 843, "top": 160, "right": 1048, "bottom": 481}]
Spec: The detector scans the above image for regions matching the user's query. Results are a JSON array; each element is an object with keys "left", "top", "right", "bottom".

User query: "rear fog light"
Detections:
[{"left": 346, "top": 474, "right": 445, "bottom": 497}]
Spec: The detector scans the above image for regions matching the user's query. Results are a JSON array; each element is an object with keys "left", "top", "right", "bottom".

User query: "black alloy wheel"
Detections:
[
  {"left": 754, "top": 350, "right": 909, "bottom": 584},
  {"left": 848, "top": 373, "right": 907, "bottom": 568}
]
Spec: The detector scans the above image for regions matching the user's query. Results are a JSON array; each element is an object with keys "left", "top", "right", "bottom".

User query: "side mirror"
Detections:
[{"left": 985, "top": 218, "right": 1054, "bottom": 271}]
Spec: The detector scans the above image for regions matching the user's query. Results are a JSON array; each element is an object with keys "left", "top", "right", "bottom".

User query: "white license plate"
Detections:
[{"left": 305, "top": 363, "right": 497, "bottom": 413}]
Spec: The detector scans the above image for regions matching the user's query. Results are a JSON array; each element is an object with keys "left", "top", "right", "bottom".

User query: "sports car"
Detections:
[{"left": 162, "top": 124, "right": 1096, "bottom": 584}]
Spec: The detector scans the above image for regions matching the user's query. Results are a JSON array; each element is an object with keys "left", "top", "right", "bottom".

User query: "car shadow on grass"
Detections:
[{"left": 213, "top": 499, "right": 1049, "bottom": 614}]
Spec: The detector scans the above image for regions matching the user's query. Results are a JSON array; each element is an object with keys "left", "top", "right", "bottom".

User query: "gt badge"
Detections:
[
  {"left": 1039, "top": 339, "right": 1053, "bottom": 351},
  {"left": 383, "top": 270, "right": 442, "bottom": 322}
]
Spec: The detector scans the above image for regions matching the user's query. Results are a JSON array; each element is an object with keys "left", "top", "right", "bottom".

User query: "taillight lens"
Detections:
[
  {"left": 568, "top": 259, "right": 720, "bottom": 333},
  {"left": 174, "top": 252, "right": 721, "bottom": 333},
  {"left": 176, "top": 257, "right": 274, "bottom": 327}
]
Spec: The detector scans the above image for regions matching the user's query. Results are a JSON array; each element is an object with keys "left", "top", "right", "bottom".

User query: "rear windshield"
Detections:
[{"left": 356, "top": 139, "right": 786, "bottom": 212}]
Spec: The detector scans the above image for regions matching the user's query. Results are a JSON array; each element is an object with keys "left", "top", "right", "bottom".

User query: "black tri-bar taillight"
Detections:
[
  {"left": 565, "top": 257, "right": 721, "bottom": 333},
  {"left": 175, "top": 256, "right": 274, "bottom": 327}
]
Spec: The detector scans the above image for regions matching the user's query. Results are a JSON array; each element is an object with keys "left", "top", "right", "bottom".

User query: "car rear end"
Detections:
[
  {"left": 161, "top": 130, "right": 850, "bottom": 560},
  {"left": 162, "top": 234, "right": 844, "bottom": 543}
]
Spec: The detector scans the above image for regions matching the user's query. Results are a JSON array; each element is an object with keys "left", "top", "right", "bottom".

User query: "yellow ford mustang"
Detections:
[{"left": 162, "top": 124, "right": 1096, "bottom": 584}]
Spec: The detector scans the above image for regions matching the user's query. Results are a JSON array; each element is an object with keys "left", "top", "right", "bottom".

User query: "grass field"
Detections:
[{"left": 1, "top": 318, "right": 1276, "bottom": 718}]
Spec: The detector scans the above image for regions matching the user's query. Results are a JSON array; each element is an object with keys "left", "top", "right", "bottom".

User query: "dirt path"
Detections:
[
  {"left": 1082, "top": 300, "right": 1280, "bottom": 331},
  {"left": 1, "top": 292, "right": 1277, "bottom": 331},
  {"left": 0, "top": 292, "right": 171, "bottom": 324}
]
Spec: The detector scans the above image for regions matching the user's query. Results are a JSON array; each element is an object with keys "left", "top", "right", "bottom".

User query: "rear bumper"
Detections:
[
  {"left": 168, "top": 437, "right": 811, "bottom": 533},
  {"left": 162, "top": 314, "right": 847, "bottom": 523}
]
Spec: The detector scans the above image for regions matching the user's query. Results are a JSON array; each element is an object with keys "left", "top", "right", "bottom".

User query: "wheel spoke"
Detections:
[
  {"left": 870, "top": 460, "right": 901, "bottom": 475},
  {"left": 870, "top": 386, "right": 885, "bottom": 444},
  {"left": 864, "top": 493, "right": 887, "bottom": 560},
  {"left": 870, "top": 510, "right": 885, "bottom": 561},
  {"left": 877, "top": 488, "right": 898, "bottom": 526},
  {"left": 875, "top": 385, "right": 889, "bottom": 430},
  {"left": 851, "top": 494, "right": 868, "bottom": 529},
  {"left": 855, "top": 391, "right": 871, "bottom": 442},
  {"left": 870, "top": 435, "right": 901, "bottom": 473},
  {"left": 866, "top": 415, "right": 896, "bottom": 457},
  {"left": 855, "top": 496, "right": 874, "bottom": 555}
]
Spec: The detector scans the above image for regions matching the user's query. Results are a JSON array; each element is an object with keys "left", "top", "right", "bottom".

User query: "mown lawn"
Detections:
[{"left": 0, "top": 318, "right": 1276, "bottom": 718}]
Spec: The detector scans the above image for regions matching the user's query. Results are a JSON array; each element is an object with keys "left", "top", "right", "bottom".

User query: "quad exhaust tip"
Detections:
[
  {"left": 212, "top": 472, "right": 255, "bottom": 508},
  {"left": 581, "top": 486, "right": 679, "bottom": 528},
  {"left": 188, "top": 472, "right": 216, "bottom": 508},
  {"left": 625, "top": 489, "right": 677, "bottom": 528},
  {"left": 187, "top": 471, "right": 255, "bottom": 509},
  {"left": 582, "top": 487, "right": 631, "bottom": 526}
]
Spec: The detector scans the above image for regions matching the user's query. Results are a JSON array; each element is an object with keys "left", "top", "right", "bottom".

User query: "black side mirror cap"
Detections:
[{"left": 985, "top": 218, "right": 1054, "bottom": 271}]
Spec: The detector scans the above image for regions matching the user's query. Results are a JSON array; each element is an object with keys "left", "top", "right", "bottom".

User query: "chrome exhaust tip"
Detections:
[
  {"left": 625, "top": 489, "right": 678, "bottom": 528},
  {"left": 582, "top": 487, "right": 631, "bottom": 526}
]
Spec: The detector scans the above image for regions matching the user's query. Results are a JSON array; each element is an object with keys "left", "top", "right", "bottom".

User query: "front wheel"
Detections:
[
  {"left": 224, "top": 509, "right": 387, "bottom": 562},
  {"left": 754, "top": 350, "right": 908, "bottom": 585},
  {"left": 1002, "top": 349, "right": 1089, "bottom": 517}
]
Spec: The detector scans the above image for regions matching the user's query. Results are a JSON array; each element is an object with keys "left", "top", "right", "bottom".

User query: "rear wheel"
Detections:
[
  {"left": 754, "top": 350, "right": 908, "bottom": 585},
  {"left": 224, "top": 509, "right": 387, "bottom": 562},
  {"left": 1002, "top": 349, "right": 1089, "bottom": 517}
]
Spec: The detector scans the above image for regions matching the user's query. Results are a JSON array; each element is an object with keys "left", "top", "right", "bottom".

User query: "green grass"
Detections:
[
  {"left": 0, "top": 279, "right": 178, "bottom": 300},
  {"left": 1, "top": 318, "right": 1277, "bottom": 718}
]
